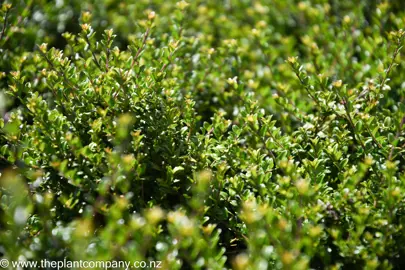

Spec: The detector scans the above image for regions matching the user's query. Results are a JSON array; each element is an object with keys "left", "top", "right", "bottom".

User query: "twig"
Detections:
[
  {"left": 379, "top": 35, "right": 404, "bottom": 93},
  {"left": 83, "top": 34, "right": 103, "bottom": 71},
  {"left": 342, "top": 100, "right": 366, "bottom": 150},
  {"left": 161, "top": 27, "right": 183, "bottom": 73},
  {"left": 105, "top": 33, "right": 111, "bottom": 71},
  {"left": 0, "top": 8, "right": 9, "bottom": 42},
  {"left": 130, "top": 27, "right": 150, "bottom": 69},
  {"left": 105, "top": 48, "right": 110, "bottom": 71},
  {"left": 388, "top": 115, "right": 405, "bottom": 160},
  {"left": 294, "top": 70, "right": 321, "bottom": 108},
  {"left": 160, "top": 47, "right": 176, "bottom": 72},
  {"left": 37, "top": 46, "right": 79, "bottom": 95},
  {"left": 364, "top": 122, "right": 383, "bottom": 149},
  {"left": 339, "top": 95, "right": 384, "bottom": 181}
]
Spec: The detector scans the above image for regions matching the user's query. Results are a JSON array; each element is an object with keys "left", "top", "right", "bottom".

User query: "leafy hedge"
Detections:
[{"left": 1, "top": 0, "right": 405, "bottom": 269}]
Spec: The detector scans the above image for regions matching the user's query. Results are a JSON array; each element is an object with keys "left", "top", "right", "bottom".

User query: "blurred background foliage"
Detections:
[{"left": 1, "top": 0, "right": 405, "bottom": 269}]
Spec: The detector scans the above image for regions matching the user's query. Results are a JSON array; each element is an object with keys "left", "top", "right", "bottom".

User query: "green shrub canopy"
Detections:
[{"left": 1, "top": 1, "right": 405, "bottom": 269}]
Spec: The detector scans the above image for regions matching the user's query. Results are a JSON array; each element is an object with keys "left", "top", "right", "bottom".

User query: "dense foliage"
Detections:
[{"left": 1, "top": 0, "right": 405, "bottom": 269}]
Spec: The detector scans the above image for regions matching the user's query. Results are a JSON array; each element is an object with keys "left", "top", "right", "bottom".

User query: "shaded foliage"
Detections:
[{"left": 1, "top": 0, "right": 405, "bottom": 269}]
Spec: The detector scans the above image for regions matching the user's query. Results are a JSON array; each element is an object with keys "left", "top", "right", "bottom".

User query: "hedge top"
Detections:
[{"left": 1, "top": 1, "right": 405, "bottom": 269}]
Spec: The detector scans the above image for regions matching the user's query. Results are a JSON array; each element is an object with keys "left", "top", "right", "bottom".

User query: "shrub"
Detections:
[{"left": 1, "top": 0, "right": 405, "bottom": 269}]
